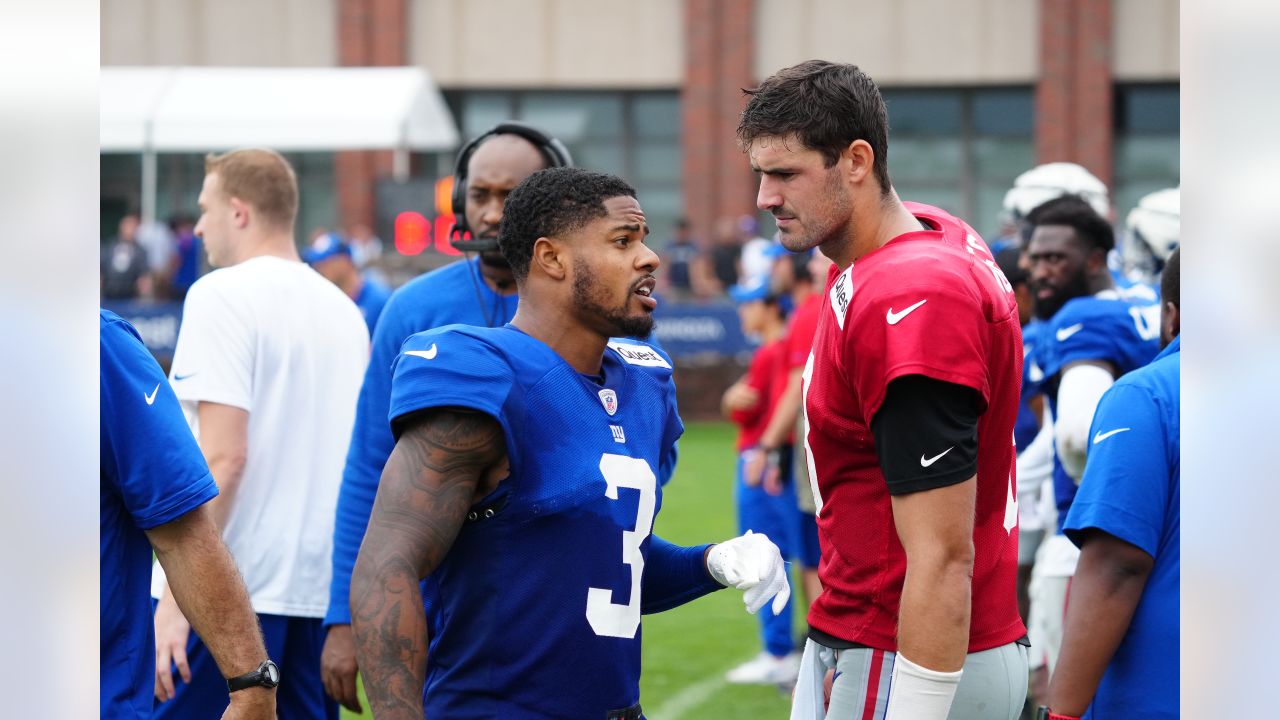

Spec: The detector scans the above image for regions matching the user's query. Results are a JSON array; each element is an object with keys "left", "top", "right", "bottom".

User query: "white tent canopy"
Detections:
[
  {"left": 101, "top": 66, "right": 459, "bottom": 152},
  {"left": 101, "top": 66, "right": 460, "bottom": 221}
]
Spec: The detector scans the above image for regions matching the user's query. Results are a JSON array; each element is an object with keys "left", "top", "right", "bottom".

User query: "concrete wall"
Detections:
[
  {"left": 101, "top": 0, "right": 337, "bottom": 66},
  {"left": 1113, "top": 0, "right": 1180, "bottom": 80},
  {"left": 754, "top": 0, "right": 1038, "bottom": 84},
  {"left": 103, "top": 0, "right": 1178, "bottom": 85},
  {"left": 408, "top": 0, "right": 684, "bottom": 88}
]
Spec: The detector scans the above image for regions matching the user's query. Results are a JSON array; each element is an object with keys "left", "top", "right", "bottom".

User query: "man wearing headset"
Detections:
[{"left": 320, "top": 122, "right": 573, "bottom": 712}]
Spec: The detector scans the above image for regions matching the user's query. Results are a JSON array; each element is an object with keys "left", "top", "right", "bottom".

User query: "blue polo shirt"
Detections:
[
  {"left": 100, "top": 310, "right": 218, "bottom": 718},
  {"left": 1064, "top": 335, "right": 1180, "bottom": 719}
]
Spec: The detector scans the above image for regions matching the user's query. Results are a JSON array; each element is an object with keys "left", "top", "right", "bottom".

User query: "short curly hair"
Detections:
[{"left": 499, "top": 167, "right": 637, "bottom": 281}]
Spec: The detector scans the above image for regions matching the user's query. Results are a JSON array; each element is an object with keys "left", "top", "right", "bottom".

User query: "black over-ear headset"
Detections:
[{"left": 449, "top": 120, "right": 574, "bottom": 253}]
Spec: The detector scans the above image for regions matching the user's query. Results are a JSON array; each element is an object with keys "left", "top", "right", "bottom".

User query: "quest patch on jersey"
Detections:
[
  {"left": 607, "top": 341, "right": 671, "bottom": 369},
  {"left": 599, "top": 388, "right": 619, "bottom": 415},
  {"left": 829, "top": 265, "right": 854, "bottom": 330}
]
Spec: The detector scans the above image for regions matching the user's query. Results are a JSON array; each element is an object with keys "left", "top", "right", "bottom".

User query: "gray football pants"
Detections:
[{"left": 791, "top": 637, "right": 1028, "bottom": 720}]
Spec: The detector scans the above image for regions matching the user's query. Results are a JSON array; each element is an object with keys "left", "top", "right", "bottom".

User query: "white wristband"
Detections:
[{"left": 884, "top": 652, "right": 962, "bottom": 720}]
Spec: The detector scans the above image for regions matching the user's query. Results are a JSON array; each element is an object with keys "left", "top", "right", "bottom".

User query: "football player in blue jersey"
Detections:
[
  {"left": 351, "top": 167, "right": 790, "bottom": 719},
  {"left": 320, "top": 122, "right": 571, "bottom": 712},
  {"left": 1042, "top": 247, "right": 1180, "bottom": 719},
  {"left": 1022, "top": 195, "right": 1160, "bottom": 682},
  {"left": 100, "top": 311, "right": 275, "bottom": 719}
]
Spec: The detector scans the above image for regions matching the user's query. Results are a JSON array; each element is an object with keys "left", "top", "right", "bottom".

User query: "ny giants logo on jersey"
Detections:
[
  {"left": 829, "top": 265, "right": 854, "bottom": 330},
  {"left": 598, "top": 388, "right": 619, "bottom": 416}
]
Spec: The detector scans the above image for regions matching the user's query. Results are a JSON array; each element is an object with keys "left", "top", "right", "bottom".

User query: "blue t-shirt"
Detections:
[
  {"left": 387, "top": 324, "right": 715, "bottom": 717},
  {"left": 326, "top": 258, "right": 519, "bottom": 626},
  {"left": 1031, "top": 291, "right": 1161, "bottom": 530},
  {"left": 354, "top": 275, "right": 393, "bottom": 334},
  {"left": 100, "top": 310, "right": 218, "bottom": 718},
  {"left": 1064, "top": 336, "right": 1180, "bottom": 719},
  {"left": 1014, "top": 320, "right": 1045, "bottom": 452}
]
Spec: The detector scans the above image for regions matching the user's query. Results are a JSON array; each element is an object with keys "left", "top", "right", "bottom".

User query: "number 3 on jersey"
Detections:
[{"left": 585, "top": 454, "right": 656, "bottom": 639}]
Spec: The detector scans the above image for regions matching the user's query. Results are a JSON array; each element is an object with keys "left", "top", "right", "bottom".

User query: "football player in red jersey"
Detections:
[{"left": 739, "top": 60, "right": 1029, "bottom": 720}]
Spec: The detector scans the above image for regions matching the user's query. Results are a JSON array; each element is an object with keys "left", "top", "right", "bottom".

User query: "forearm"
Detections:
[
  {"left": 641, "top": 537, "right": 721, "bottom": 614},
  {"left": 897, "top": 556, "right": 973, "bottom": 671},
  {"left": 1047, "top": 539, "right": 1151, "bottom": 714},
  {"left": 351, "top": 550, "right": 429, "bottom": 719},
  {"left": 150, "top": 506, "right": 266, "bottom": 678},
  {"left": 204, "top": 455, "right": 246, "bottom": 529}
]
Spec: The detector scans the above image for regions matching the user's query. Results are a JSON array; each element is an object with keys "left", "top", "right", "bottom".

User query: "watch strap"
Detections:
[{"left": 227, "top": 660, "right": 279, "bottom": 692}]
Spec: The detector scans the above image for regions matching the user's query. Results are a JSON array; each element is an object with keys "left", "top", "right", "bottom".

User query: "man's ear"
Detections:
[
  {"left": 229, "top": 196, "right": 251, "bottom": 230},
  {"left": 843, "top": 139, "right": 875, "bottom": 187},
  {"left": 1162, "top": 300, "right": 1180, "bottom": 345},
  {"left": 531, "top": 237, "right": 566, "bottom": 281},
  {"left": 1087, "top": 246, "right": 1110, "bottom": 275}
]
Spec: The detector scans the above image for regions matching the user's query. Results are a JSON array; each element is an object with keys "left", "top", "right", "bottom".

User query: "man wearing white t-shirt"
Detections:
[{"left": 151, "top": 148, "right": 368, "bottom": 719}]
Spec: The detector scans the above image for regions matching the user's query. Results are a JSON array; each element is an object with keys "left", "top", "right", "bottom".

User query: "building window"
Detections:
[
  {"left": 1114, "top": 84, "right": 1179, "bottom": 219},
  {"left": 446, "top": 90, "right": 683, "bottom": 244},
  {"left": 98, "top": 152, "right": 335, "bottom": 246},
  {"left": 883, "top": 87, "right": 1034, "bottom": 239}
]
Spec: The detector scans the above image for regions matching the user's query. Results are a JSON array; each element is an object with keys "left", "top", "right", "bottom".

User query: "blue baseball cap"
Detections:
[
  {"left": 302, "top": 233, "right": 352, "bottom": 264},
  {"left": 729, "top": 278, "right": 773, "bottom": 304}
]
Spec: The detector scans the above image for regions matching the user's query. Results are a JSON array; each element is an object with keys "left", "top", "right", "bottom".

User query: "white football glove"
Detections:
[{"left": 706, "top": 530, "right": 791, "bottom": 615}]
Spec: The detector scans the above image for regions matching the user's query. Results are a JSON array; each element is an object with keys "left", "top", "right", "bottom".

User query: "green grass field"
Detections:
[{"left": 343, "top": 421, "right": 796, "bottom": 719}]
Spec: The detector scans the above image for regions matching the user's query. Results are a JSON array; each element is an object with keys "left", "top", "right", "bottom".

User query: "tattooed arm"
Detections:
[{"left": 350, "top": 408, "right": 507, "bottom": 719}]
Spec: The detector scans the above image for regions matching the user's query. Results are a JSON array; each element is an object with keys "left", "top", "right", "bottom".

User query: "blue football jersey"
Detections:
[
  {"left": 1033, "top": 291, "right": 1161, "bottom": 529},
  {"left": 1015, "top": 321, "right": 1045, "bottom": 452},
  {"left": 327, "top": 258, "right": 520, "bottom": 626},
  {"left": 386, "top": 324, "right": 704, "bottom": 718},
  {"left": 100, "top": 310, "right": 218, "bottom": 718}
]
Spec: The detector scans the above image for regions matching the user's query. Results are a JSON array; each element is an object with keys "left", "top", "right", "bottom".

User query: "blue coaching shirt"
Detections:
[
  {"left": 100, "top": 310, "right": 218, "bottom": 718},
  {"left": 326, "top": 258, "right": 519, "bottom": 626},
  {"left": 1065, "top": 336, "right": 1180, "bottom": 719},
  {"left": 1032, "top": 291, "right": 1161, "bottom": 530},
  {"left": 389, "top": 325, "right": 718, "bottom": 718}
]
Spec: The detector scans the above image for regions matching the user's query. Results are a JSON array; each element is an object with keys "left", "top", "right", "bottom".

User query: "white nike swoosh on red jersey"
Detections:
[{"left": 886, "top": 299, "right": 928, "bottom": 325}]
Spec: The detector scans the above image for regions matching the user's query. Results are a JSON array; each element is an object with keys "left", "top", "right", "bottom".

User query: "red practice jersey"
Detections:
[
  {"left": 731, "top": 339, "right": 787, "bottom": 450},
  {"left": 802, "top": 202, "right": 1026, "bottom": 653}
]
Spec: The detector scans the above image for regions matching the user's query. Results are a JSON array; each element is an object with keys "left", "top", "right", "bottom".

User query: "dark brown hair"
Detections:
[{"left": 738, "top": 60, "right": 891, "bottom": 194}]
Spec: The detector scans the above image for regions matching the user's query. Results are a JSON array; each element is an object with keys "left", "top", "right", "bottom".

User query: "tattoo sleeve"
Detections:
[{"left": 350, "top": 408, "right": 505, "bottom": 719}]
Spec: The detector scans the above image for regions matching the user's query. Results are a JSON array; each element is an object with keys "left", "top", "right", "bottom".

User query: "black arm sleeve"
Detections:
[{"left": 870, "top": 374, "right": 982, "bottom": 496}]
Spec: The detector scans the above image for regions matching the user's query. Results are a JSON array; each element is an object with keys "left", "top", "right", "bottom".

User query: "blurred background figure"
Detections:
[
  {"left": 709, "top": 215, "right": 744, "bottom": 295},
  {"left": 661, "top": 217, "right": 699, "bottom": 299},
  {"left": 101, "top": 214, "right": 152, "bottom": 300},
  {"left": 720, "top": 273, "right": 800, "bottom": 687},
  {"left": 137, "top": 218, "right": 177, "bottom": 297},
  {"left": 168, "top": 214, "right": 203, "bottom": 301},
  {"left": 345, "top": 223, "right": 383, "bottom": 271},
  {"left": 304, "top": 232, "right": 392, "bottom": 334},
  {"left": 738, "top": 215, "right": 773, "bottom": 287}
]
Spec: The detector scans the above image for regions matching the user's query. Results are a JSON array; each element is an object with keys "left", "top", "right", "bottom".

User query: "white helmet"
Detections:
[
  {"left": 1003, "top": 162, "right": 1110, "bottom": 220},
  {"left": 1126, "top": 187, "right": 1180, "bottom": 262},
  {"left": 1122, "top": 187, "right": 1179, "bottom": 283}
]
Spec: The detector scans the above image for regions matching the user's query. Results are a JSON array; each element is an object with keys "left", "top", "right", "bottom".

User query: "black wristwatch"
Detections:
[{"left": 227, "top": 660, "right": 280, "bottom": 692}]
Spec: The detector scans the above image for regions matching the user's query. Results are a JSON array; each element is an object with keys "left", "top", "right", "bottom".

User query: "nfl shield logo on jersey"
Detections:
[{"left": 598, "top": 388, "right": 619, "bottom": 416}]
